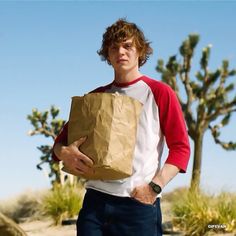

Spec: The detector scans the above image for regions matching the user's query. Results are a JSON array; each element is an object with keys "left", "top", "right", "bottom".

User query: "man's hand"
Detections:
[
  {"left": 131, "top": 184, "right": 157, "bottom": 205},
  {"left": 130, "top": 164, "right": 180, "bottom": 205},
  {"left": 54, "top": 137, "right": 94, "bottom": 175}
]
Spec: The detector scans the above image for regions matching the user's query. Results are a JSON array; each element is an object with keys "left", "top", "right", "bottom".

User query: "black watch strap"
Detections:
[{"left": 149, "top": 181, "right": 162, "bottom": 194}]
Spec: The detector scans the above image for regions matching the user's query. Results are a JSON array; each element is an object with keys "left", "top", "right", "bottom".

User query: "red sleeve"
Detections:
[
  {"left": 52, "top": 122, "right": 68, "bottom": 162},
  {"left": 156, "top": 82, "right": 190, "bottom": 172},
  {"left": 143, "top": 77, "right": 190, "bottom": 172}
]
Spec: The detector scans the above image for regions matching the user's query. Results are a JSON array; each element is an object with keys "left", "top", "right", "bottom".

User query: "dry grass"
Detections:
[
  {"left": 171, "top": 189, "right": 236, "bottom": 235},
  {"left": 0, "top": 189, "right": 48, "bottom": 223},
  {"left": 0, "top": 183, "right": 85, "bottom": 226},
  {"left": 41, "top": 183, "right": 85, "bottom": 225}
]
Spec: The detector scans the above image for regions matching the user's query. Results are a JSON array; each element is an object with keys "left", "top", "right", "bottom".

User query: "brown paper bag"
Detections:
[{"left": 62, "top": 92, "right": 143, "bottom": 180}]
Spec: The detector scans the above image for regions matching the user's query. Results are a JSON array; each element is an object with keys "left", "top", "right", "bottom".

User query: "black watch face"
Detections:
[
  {"left": 153, "top": 185, "right": 161, "bottom": 194},
  {"left": 150, "top": 182, "right": 162, "bottom": 194}
]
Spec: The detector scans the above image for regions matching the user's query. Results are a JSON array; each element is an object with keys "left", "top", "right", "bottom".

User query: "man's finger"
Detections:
[
  {"left": 73, "top": 136, "right": 87, "bottom": 147},
  {"left": 75, "top": 165, "right": 94, "bottom": 175},
  {"left": 79, "top": 152, "right": 94, "bottom": 167},
  {"left": 130, "top": 188, "right": 137, "bottom": 197}
]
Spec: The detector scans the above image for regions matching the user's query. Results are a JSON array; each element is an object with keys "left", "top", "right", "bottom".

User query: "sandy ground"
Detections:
[{"left": 20, "top": 220, "right": 76, "bottom": 236}]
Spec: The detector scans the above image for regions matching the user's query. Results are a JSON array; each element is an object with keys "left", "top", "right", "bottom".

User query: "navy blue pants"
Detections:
[{"left": 77, "top": 189, "right": 163, "bottom": 236}]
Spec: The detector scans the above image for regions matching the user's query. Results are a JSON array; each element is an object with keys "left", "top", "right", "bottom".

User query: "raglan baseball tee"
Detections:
[{"left": 52, "top": 76, "right": 190, "bottom": 197}]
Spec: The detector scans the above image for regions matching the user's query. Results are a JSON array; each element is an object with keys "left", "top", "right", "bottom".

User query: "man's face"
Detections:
[{"left": 108, "top": 38, "right": 140, "bottom": 74}]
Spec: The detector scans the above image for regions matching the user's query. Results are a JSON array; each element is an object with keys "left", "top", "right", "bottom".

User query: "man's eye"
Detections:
[{"left": 125, "top": 44, "right": 132, "bottom": 49}]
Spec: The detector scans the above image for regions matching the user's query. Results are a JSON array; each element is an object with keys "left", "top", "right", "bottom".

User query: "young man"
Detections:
[{"left": 53, "top": 19, "right": 190, "bottom": 236}]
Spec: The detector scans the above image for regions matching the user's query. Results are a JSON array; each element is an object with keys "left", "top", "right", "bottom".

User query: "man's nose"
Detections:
[{"left": 118, "top": 46, "right": 125, "bottom": 54}]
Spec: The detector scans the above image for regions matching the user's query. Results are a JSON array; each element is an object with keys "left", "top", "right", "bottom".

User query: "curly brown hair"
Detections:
[{"left": 97, "top": 19, "right": 153, "bottom": 67}]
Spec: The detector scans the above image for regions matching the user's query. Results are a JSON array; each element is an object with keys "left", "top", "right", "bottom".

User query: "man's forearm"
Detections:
[{"left": 152, "top": 163, "right": 180, "bottom": 189}]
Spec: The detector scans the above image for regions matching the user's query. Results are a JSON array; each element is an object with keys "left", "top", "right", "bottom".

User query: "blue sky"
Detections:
[{"left": 0, "top": 1, "right": 236, "bottom": 200}]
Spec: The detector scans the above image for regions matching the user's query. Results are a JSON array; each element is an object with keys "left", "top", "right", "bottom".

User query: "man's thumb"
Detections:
[{"left": 74, "top": 136, "right": 87, "bottom": 146}]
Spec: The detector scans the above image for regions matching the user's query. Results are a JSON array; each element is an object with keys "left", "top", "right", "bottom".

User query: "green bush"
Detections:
[
  {"left": 172, "top": 189, "right": 236, "bottom": 235},
  {"left": 42, "top": 183, "right": 85, "bottom": 225}
]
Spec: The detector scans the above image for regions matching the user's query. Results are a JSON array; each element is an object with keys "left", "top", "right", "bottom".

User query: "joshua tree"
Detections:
[
  {"left": 156, "top": 34, "right": 236, "bottom": 190},
  {"left": 27, "top": 106, "right": 67, "bottom": 186}
]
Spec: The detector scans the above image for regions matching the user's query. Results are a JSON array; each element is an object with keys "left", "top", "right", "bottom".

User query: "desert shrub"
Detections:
[
  {"left": 172, "top": 189, "right": 236, "bottom": 235},
  {"left": 0, "top": 190, "right": 46, "bottom": 223},
  {"left": 213, "top": 192, "right": 236, "bottom": 233},
  {"left": 42, "top": 183, "right": 85, "bottom": 225}
]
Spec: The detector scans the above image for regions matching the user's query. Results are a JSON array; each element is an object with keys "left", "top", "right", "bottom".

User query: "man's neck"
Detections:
[{"left": 114, "top": 70, "right": 142, "bottom": 84}]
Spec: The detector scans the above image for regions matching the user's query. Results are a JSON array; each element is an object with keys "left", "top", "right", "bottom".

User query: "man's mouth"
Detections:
[{"left": 117, "top": 59, "right": 128, "bottom": 63}]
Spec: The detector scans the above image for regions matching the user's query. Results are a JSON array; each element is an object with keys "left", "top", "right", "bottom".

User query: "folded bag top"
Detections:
[{"left": 63, "top": 92, "right": 143, "bottom": 180}]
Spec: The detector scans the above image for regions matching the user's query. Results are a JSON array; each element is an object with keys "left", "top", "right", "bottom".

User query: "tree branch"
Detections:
[
  {"left": 209, "top": 124, "right": 236, "bottom": 150},
  {"left": 206, "top": 102, "right": 236, "bottom": 122},
  {"left": 28, "top": 128, "right": 57, "bottom": 140}
]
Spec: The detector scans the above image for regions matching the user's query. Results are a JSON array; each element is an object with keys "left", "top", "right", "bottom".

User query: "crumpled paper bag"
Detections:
[{"left": 62, "top": 92, "right": 143, "bottom": 180}]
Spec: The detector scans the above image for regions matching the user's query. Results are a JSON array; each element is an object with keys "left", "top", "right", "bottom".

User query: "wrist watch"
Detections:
[{"left": 149, "top": 181, "right": 162, "bottom": 194}]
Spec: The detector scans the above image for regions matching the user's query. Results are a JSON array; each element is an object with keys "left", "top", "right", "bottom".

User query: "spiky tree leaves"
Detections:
[
  {"left": 156, "top": 34, "right": 236, "bottom": 190},
  {"left": 27, "top": 106, "right": 66, "bottom": 186}
]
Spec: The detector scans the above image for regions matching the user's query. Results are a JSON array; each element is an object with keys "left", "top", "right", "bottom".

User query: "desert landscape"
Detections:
[{"left": 1, "top": 187, "right": 235, "bottom": 236}]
